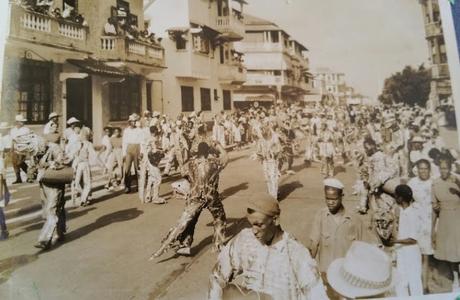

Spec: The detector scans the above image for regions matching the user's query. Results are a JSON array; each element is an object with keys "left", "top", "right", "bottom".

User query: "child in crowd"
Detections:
[
  {"left": 391, "top": 184, "right": 423, "bottom": 296},
  {"left": 144, "top": 151, "right": 166, "bottom": 204}
]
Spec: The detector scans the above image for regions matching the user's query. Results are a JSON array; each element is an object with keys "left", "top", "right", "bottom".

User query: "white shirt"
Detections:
[
  {"left": 43, "top": 121, "right": 57, "bottom": 134},
  {"left": 10, "top": 126, "right": 30, "bottom": 140},
  {"left": 122, "top": 127, "right": 143, "bottom": 155}
]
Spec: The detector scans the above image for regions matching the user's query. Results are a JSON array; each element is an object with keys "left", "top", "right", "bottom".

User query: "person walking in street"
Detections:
[
  {"left": 208, "top": 194, "right": 328, "bottom": 300},
  {"left": 255, "top": 126, "right": 281, "bottom": 199},
  {"left": 122, "top": 114, "right": 142, "bottom": 194},
  {"left": 309, "top": 178, "right": 362, "bottom": 294},
  {"left": 151, "top": 141, "right": 228, "bottom": 258},
  {"left": 35, "top": 133, "right": 70, "bottom": 250},
  {"left": 106, "top": 127, "right": 123, "bottom": 190},
  {"left": 318, "top": 122, "right": 335, "bottom": 178},
  {"left": 10, "top": 114, "right": 30, "bottom": 184}
]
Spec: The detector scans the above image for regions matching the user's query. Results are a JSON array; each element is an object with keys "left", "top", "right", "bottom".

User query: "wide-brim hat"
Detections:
[
  {"left": 48, "top": 112, "right": 59, "bottom": 120},
  {"left": 411, "top": 136, "right": 425, "bottom": 143},
  {"left": 15, "top": 114, "right": 27, "bottom": 122},
  {"left": 327, "top": 259, "right": 398, "bottom": 298},
  {"left": 67, "top": 117, "right": 80, "bottom": 125},
  {"left": 327, "top": 241, "right": 398, "bottom": 299}
]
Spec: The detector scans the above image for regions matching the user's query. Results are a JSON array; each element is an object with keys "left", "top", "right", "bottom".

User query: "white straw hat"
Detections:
[
  {"left": 327, "top": 241, "right": 398, "bottom": 298},
  {"left": 15, "top": 114, "right": 27, "bottom": 122}
]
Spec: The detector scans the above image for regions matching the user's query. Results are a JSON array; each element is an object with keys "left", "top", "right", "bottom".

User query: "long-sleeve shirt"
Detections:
[
  {"left": 209, "top": 228, "right": 328, "bottom": 300},
  {"left": 122, "top": 127, "right": 143, "bottom": 156}
]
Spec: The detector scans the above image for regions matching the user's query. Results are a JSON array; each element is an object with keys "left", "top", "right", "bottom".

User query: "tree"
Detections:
[{"left": 378, "top": 65, "right": 431, "bottom": 107}]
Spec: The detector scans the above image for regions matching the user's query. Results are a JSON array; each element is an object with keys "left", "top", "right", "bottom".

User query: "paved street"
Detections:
[{"left": 0, "top": 145, "right": 365, "bottom": 300}]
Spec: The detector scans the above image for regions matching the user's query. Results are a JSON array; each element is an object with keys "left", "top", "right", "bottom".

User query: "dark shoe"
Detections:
[
  {"left": 26, "top": 179, "right": 34, "bottom": 183},
  {"left": 125, "top": 188, "right": 131, "bottom": 194},
  {"left": 34, "top": 241, "right": 51, "bottom": 250},
  {"left": 13, "top": 179, "right": 23, "bottom": 184}
]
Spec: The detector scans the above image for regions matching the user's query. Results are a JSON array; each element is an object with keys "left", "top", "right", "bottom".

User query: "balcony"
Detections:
[
  {"left": 99, "top": 36, "right": 165, "bottom": 67},
  {"left": 218, "top": 62, "right": 247, "bottom": 84},
  {"left": 432, "top": 63, "right": 450, "bottom": 79},
  {"left": 216, "top": 13, "right": 245, "bottom": 41},
  {"left": 9, "top": 4, "right": 88, "bottom": 51},
  {"left": 425, "top": 22, "right": 443, "bottom": 38}
]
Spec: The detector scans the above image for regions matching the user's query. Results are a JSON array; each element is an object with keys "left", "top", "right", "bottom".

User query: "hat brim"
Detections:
[{"left": 326, "top": 258, "right": 398, "bottom": 299}]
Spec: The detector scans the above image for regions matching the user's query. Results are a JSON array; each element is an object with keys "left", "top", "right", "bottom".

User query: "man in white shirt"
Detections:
[
  {"left": 10, "top": 115, "right": 30, "bottom": 184},
  {"left": 104, "top": 17, "right": 118, "bottom": 36},
  {"left": 43, "top": 112, "right": 59, "bottom": 135},
  {"left": 122, "top": 114, "right": 142, "bottom": 193}
]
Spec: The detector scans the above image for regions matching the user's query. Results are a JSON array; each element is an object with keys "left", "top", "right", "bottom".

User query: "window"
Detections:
[
  {"left": 219, "top": 46, "right": 225, "bottom": 64},
  {"left": 146, "top": 81, "right": 152, "bottom": 112},
  {"left": 109, "top": 77, "right": 141, "bottom": 121},
  {"left": 274, "top": 70, "right": 281, "bottom": 76},
  {"left": 217, "top": 0, "right": 230, "bottom": 17},
  {"left": 181, "top": 86, "right": 194, "bottom": 112},
  {"left": 200, "top": 88, "right": 211, "bottom": 111},
  {"left": 223, "top": 90, "right": 232, "bottom": 110},
  {"left": 270, "top": 31, "right": 279, "bottom": 43},
  {"left": 192, "top": 34, "right": 210, "bottom": 54},
  {"left": 17, "top": 61, "right": 52, "bottom": 124},
  {"left": 63, "top": 0, "right": 78, "bottom": 15},
  {"left": 176, "top": 36, "right": 187, "bottom": 50}
]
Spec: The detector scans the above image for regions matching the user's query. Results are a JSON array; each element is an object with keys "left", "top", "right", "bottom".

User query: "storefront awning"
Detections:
[
  {"left": 67, "top": 59, "right": 131, "bottom": 77},
  {"left": 234, "top": 93, "right": 276, "bottom": 102}
]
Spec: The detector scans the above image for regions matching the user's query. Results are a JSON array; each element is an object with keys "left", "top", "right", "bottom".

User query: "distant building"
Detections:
[
  {"left": 2, "top": 0, "right": 165, "bottom": 141},
  {"left": 233, "top": 14, "right": 312, "bottom": 109},
  {"left": 419, "top": 0, "right": 452, "bottom": 110},
  {"left": 312, "top": 67, "right": 346, "bottom": 105},
  {"left": 145, "top": 0, "right": 247, "bottom": 119}
]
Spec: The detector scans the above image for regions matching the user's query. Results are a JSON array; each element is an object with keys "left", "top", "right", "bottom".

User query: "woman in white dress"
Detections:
[{"left": 408, "top": 159, "right": 433, "bottom": 291}]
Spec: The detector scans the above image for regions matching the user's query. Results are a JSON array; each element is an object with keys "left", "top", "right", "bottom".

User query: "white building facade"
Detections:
[{"left": 145, "top": 0, "right": 247, "bottom": 119}]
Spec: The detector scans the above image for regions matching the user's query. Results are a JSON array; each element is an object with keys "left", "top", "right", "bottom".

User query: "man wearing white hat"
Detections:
[
  {"left": 43, "top": 112, "right": 59, "bottom": 134},
  {"left": 10, "top": 114, "right": 30, "bottom": 184},
  {"left": 309, "top": 178, "right": 362, "bottom": 290},
  {"left": 122, "top": 113, "right": 143, "bottom": 193}
]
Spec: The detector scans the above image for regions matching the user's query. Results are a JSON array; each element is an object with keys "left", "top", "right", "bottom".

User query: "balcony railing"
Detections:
[
  {"left": 100, "top": 36, "right": 165, "bottom": 67},
  {"left": 425, "top": 22, "right": 442, "bottom": 37},
  {"left": 216, "top": 14, "right": 245, "bottom": 40},
  {"left": 432, "top": 63, "right": 450, "bottom": 79},
  {"left": 245, "top": 73, "right": 285, "bottom": 86},
  {"left": 10, "top": 4, "right": 87, "bottom": 50}
]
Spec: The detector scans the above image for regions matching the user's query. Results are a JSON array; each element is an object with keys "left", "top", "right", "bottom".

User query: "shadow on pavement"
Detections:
[
  {"left": 221, "top": 182, "right": 249, "bottom": 199},
  {"left": 278, "top": 181, "right": 304, "bottom": 202},
  {"left": 0, "top": 254, "right": 39, "bottom": 285},
  {"left": 59, "top": 208, "right": 143, "bottom": 246},
  {"left": 11, "top": 207, "right": 97, "bottom": 239}
]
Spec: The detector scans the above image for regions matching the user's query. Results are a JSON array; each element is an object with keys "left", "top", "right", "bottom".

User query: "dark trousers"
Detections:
[{"left": 12, "top": 152, "right": 27, "bottom": 180}]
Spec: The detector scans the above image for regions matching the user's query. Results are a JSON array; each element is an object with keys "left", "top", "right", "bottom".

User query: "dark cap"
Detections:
[{"left": 247, "top": 194, "right": 280, "bottom": 217}]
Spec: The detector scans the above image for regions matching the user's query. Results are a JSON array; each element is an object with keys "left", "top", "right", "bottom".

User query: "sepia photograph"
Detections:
[{"left": 1, "top": 0, "right": 460, "bottom": 299}]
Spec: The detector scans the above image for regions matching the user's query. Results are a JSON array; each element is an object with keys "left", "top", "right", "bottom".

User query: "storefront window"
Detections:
[{"left": 109, "top": 77, "right": 140, "bottom": 121}]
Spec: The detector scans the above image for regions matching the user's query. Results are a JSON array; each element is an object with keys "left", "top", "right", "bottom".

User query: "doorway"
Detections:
[{"left": 66, "top": 77, "right": 92, "bottom": 128}]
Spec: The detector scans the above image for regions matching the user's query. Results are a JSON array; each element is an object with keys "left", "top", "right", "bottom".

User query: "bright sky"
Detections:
[{"left": 245, "top": 0, "right": 430, "bottom": 100}]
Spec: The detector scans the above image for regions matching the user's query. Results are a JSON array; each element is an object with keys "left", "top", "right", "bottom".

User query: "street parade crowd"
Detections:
[{"left": 1, "top": 98, "right": 460, "bottom": 299}]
